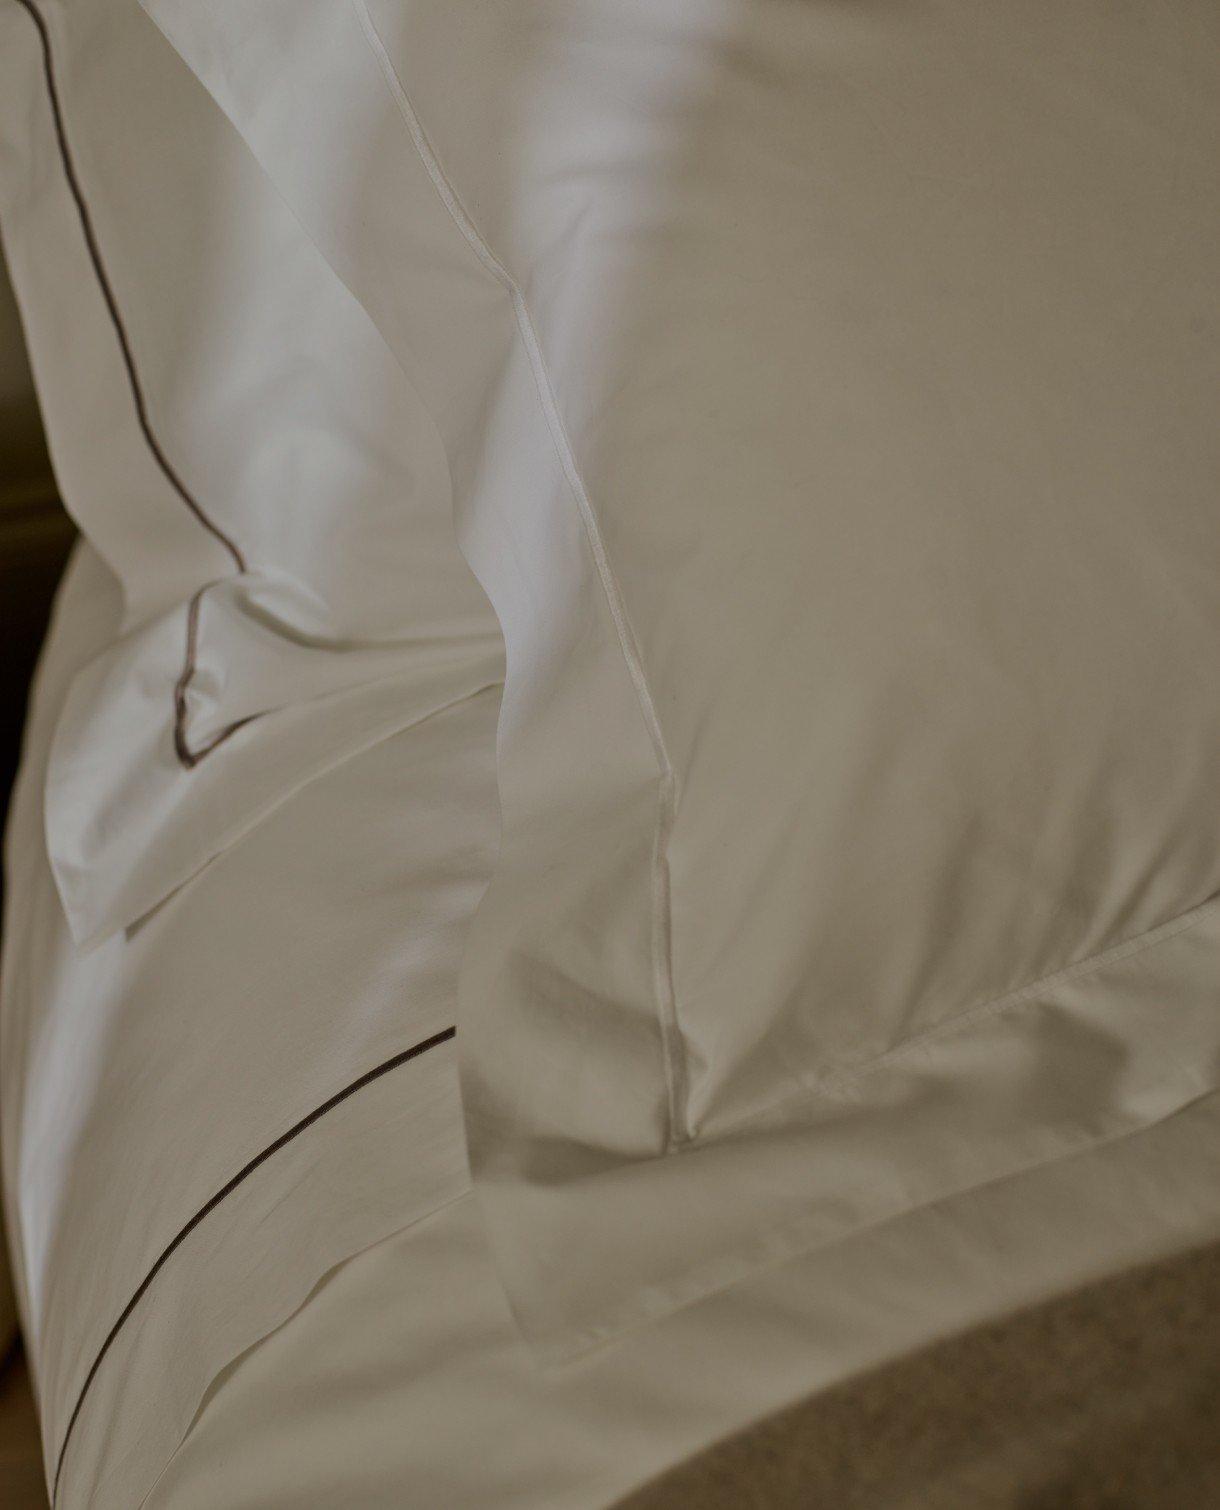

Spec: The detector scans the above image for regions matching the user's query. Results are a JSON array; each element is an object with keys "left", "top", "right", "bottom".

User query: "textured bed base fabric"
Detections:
[
  {"left": 145, "top": 1091, "right": 1220, "bottom": 1510},
  {"left": 616, "top": 1241, "right": 1220, "bottom": 1510}
]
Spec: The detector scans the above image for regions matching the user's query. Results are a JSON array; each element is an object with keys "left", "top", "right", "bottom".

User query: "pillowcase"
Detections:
[
  {"left": 145, "top": 0, "right": 1220, "bottom": 1361},
  {"left": 0, "top": 0, "right": 504, "bottom": 944}
]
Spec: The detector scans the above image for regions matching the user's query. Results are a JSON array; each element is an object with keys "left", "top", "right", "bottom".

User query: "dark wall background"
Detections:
[{"left": 0, "top": 253, "right": 76, "bottom": 840}]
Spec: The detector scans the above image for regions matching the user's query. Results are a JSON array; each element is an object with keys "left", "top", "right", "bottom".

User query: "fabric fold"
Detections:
[
  {"left": 141, "top": 0, "right": 1220, "bottom": 1361},
  {"left": 0, "top": 0, "right": 503, "bottom": 944}
]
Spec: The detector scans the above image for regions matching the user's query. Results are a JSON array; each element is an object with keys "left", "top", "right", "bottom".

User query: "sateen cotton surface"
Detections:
[
  {"left": 2, "top": 543, "right": 492, "bottom": 1507},
  {"left": 0, "top": 0, "right": 504, "bottom": 945},
  {"left": 144, "top": 1106, "right": 1220, "bottom": 1510},
  {"left": 5, "top": 545, "right": 1220, "bottom": 1510},
  {"left": 1, "top": 1, "right": 1219, "bottom": 1503},
  {"left": 141, "top": 0, "right": 1220, "bottom": 1358}
]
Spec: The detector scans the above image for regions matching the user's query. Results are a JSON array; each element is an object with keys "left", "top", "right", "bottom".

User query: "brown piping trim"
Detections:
[
  {"left": 172, "top": 586, "right": 258, "bottom": 768},
  {"left": 15, "top": 0, "right": 253, "bottom": 769},
  {"left": 15, "top": 0, "right": 246, "bottom": 572},
  {"left": 50, "top": 1025, "right": 457, "bottom": 1503}
]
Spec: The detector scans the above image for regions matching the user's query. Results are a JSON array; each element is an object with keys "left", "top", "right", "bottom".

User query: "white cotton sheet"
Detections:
[
  {"left": 2, "top": 543, "right": 1219, "bottom": 1510},
  {"left": 147, "top": 1096, "right": 1220, "bottom": 1510},
  {"left": 1, "top": 543, "right": 495, "bottom": 1508},
  {"left": 0, "top": 0, "right": 504, "bottom": 946},
  {"left": 143, "top": 0, "right": 1220, "bottom": 1363},
  {"left": 2, "top": 543, "right": 1220, "bottom": 1510},
  {"left": 3, "top": 2, "right": 1220, "bottom": 1502}
]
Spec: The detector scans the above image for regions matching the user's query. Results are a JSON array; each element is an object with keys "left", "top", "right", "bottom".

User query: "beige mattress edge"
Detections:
[{"left": 616, "top": 1236, "right": 1220, "bottom": 1509}]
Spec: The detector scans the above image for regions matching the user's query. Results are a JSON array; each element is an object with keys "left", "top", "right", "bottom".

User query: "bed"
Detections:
[{"left": 2, "top": 2, "right": 1218, "bottom": 1506}]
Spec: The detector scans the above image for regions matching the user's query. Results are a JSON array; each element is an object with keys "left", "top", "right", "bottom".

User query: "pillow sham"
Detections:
[
  {"left": 0, "top": 0, "right": 504, "bottom": 943},
  {"left": 146, "top": 0, "right": 1220, "bottom": 1362}
]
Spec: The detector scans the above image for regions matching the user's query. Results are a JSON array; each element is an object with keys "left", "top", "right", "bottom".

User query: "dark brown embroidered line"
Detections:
[
  {"left": 15, "top": 0, "right": 251, "bottom": 770},
  {"left": 50, "top": 1026, "right": 457, "bottom": 1503},
  {"left": 15, "top": 0, "right": 246, "bottom": 572},
  {"left": 172, "top": 586, "right": 258, "bottom": 768}
]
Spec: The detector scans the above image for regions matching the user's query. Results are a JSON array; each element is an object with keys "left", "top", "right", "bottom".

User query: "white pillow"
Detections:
[
  {"left": 146, "top": 0, "right": 1220, "bottom": 1362},
  {"left": 0, "top": 0, "right": 503, "bottom": 943}
]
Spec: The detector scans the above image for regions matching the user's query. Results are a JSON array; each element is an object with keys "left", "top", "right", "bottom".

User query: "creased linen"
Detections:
[
  {"left": 9, "top": 553, "right": 1220, "bottom": 1510},
  {"left": 0, "top": 0, "right": 504, "bottom": 945},
  {"left": 143, "top": 0, "right": 1220, "bottom": 1360},
  {"left": 1, "top": 543, "right": 501, "bottom": 1508},
  {"left": 147, "top": 1092, "right": 1220, "bottom": 1510}
]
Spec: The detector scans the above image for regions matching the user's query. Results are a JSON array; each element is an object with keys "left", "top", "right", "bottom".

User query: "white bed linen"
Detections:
[
  {"left": 144, "top": 0, "right": 1220, "bottom": 1366},
  {"left": 3, "top": 544, "right": 1220, "bottom": 1510},
  {"left": 147, "top": 1095, "right": 1220, "bottom": 1510},
  {"left": 2, "top": 543, "right": 494, "bottom": 1508},
  {"left": 0, "top": 0, "right": 504, "bottom": 947},
  {"left": 3, "top": 3, "right": 1219, "bottom": 1503}
]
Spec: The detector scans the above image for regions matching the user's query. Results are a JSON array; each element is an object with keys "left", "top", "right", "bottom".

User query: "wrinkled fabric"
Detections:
[
  {"left": 149, "top": 1093, "right": 1220, "bottom": 1510},
  {"left": 6, "top": 549, "right": 1220, "bottom": 1509},
  {"left": 0, "top": 0, "right": 503, "bottom": 944},
  {"left": 1, "top": 543, "right": 496, "bottom": 1507},
  {"left": 5, "top": 2, "right": 1220, "bottom": 1504},
  {"left": 142, "top": 0, "right": 1220, "bottom": 1359}
]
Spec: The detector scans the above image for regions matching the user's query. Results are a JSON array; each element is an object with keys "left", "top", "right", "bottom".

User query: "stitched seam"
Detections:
[
  {"left": 352, "top": 1, "right": 688, "bottom": 1145},
  {"left": 15, "top": 0, "right": 251, "bottom": 772},
  {"left": 718, "top": 893, "right": 1220, "bottom": 1135},
  {"left": 849, "top": 894, "right": 1220, "bottom": 1078},
  {"left": 50, "top": 1026, "right": 456, "bottom": 1504}
]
